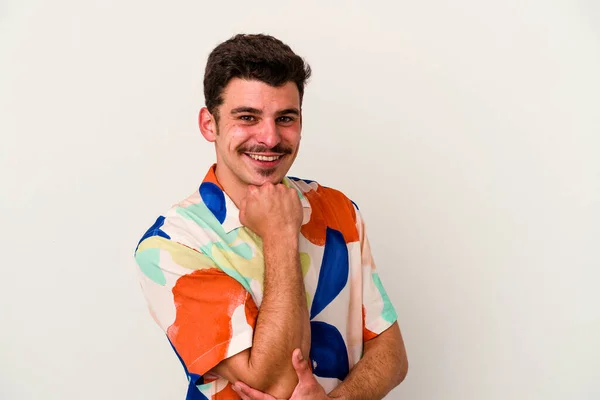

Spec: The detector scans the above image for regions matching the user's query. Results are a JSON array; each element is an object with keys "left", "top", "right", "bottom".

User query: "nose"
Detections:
[{"left": 255, "top": 119, "right": 281, "bottom": 149}]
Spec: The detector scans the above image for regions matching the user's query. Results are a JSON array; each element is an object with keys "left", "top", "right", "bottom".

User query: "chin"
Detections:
[
  {"left": 253, "top": 174, "right": 284, "bottom": 186},
  {"left": 249, "top": 169, "right": 287, "bottom": 185}
]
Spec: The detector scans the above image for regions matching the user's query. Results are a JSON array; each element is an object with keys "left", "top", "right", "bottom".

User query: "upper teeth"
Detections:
[{"left": 249, "top": 154, "right": 280, "bottom": 161}]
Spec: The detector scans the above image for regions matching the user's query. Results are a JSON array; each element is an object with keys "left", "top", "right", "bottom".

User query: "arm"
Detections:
[
  {"left": 211, "top": 183, "right": 311, "bottom": 398},
  {"left": 327, "top": 204, "right": 408, "bottom": 398},
  {"left": 231, "top": 197, "right": 407, "bottom": 400},
  {"left": 328, "top": 322, "right": 408, "bottom": 400},
  {"left": 212, "top": 232, "right": 311, "bottom": 396},
  {"left": 233, "top": 325, "right": 408, "bottom": 400}
]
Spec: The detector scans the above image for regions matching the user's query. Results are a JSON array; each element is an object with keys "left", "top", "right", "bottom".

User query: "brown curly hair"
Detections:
[{"left": 203, "top": 34, "right": 312, "bottom": 120}]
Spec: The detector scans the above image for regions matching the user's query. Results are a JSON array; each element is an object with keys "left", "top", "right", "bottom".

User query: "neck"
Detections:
[{"left": 214, "top": 165, "right": 249, "bottom": 209}]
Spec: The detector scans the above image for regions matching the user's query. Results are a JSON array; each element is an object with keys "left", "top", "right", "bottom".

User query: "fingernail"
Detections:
[{"left": 297, "top": 350, "right": 303, "bottom": 361}]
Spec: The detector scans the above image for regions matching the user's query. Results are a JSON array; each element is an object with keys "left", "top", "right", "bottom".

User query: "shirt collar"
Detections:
[{"left": 200, "top": 164, "right": 311, "bottom": 233}]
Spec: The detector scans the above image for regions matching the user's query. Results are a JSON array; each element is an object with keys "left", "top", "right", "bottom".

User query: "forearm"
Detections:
[
  {"left": 249, "top": 232, "right": 311, "bottom": 394},
  {"left": 328, "top": 323, "right": 408, "bottom": 400}
]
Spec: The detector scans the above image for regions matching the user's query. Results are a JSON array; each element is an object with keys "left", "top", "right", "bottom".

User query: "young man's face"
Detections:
[{"left": 204, "top": 78, "right": 302, "bottom": 190}]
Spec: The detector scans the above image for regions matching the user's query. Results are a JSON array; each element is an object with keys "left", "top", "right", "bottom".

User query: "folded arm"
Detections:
[
  {"left": 328, "top": 321, "right": 408, "bottom": 400},
  {"left": 233, "top": 323, "right": 408, "bottom": 400},
  {"left": 210, "top": 231, "right": 311, "bottom": 398}
]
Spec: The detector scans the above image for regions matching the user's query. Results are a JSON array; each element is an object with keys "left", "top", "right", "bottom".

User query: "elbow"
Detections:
[
  {"left": 248, "top": 361, "right": 298, "bottom": 399},
  {"left": 394, "top": 353, "right": 409, "bottom": 387},
  {"left": 262, "top": 379, "right": 298, "bottom": 399}
]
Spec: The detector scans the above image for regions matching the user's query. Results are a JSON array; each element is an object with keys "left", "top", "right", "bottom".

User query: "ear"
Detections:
[{"left": 199, "top": 107, "right": 217, "bottom": 142}]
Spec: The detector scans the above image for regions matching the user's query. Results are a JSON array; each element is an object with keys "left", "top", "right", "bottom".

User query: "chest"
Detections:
[{"left": 214, "top": 226, "right": 362, "bottom": 320}]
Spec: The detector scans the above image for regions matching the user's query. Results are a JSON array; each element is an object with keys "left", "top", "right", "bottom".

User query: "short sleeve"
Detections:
[
  {"left": 134, "top": 235, "right": 258, "bottom": 376},
  {"left": 354, "top": 206, "right": 398, "bottom": 342}
]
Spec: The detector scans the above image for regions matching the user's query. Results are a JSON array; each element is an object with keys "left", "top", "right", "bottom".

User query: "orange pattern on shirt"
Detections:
[
  {"left": 301, "top": 186, "right": 359, "bottom": 246},
  {"left": 213, "top": 384, "right": 240, "bottom": 399},
  {"left": 167, "top": 268, "right": 258, "bottom": 376}
]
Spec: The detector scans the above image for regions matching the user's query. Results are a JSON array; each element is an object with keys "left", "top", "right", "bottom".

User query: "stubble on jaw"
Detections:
[{"left": 256, "top": 167, "right": 278, "bottom": 177}]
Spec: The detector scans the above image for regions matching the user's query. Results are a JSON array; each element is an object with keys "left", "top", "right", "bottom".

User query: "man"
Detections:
[{"left": 134, "top": 34, "right": 408, "bottom": 400}]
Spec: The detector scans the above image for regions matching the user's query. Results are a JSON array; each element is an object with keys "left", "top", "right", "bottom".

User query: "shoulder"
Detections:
[
  {"left": 286, "top": 176, "right": 360, "bottom": 212},
  {"left": 134, "top": 187, "right": 214, "bottom": 255},
  {"left": 287, "top": 176, "right": 364, "bottom": 244}
]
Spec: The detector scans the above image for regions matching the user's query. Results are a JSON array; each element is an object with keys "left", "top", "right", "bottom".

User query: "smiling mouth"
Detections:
[{"left": 245, "top": 153, "right": 283, "bottom": 162}]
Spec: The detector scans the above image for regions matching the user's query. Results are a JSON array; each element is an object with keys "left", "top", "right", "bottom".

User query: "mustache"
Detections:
[{"left": 238, "top": 144, "right": 293, "bottom": 154}]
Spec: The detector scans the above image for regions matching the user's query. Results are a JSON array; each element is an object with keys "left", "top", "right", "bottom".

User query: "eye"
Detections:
[
  {"left": 240, "top": 115, "right": 256, "bottom": 122},
  {"left": 277, "top": 116, "right": 295, "bottom": 124}
]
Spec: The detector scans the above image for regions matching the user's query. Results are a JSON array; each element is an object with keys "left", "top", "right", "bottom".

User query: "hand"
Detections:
[
  {"left": 232, "top": 349, "right": 331, "bottom": 400},
  {"left": 239, "top": 183, "right": 303, "bottom": 240}
]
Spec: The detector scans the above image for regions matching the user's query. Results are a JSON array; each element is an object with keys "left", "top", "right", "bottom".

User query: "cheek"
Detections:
[
  {"left": 223, "top": 127, "right": 253, "bottom": 150},
  {"left": 282, "top": 128, "right": 302, "bottom": 146}
]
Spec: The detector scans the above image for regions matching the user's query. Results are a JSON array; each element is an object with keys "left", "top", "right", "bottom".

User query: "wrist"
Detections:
[
  {"left": 262, "top": 229, "right": 299, "bottom": 248},
  {"left": 327, "top": 388, "right": 349, "bottom": 400}
]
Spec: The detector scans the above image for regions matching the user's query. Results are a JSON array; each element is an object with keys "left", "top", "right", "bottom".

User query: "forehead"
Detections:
[{"left": 220, "top": 78, "right": 300, "bottom": 111}]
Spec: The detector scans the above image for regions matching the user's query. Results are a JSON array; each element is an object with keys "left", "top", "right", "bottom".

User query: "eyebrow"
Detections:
[
  {"left": 229, "top": 107, "right": 300, "bottom": 116},
  {"left": 230, "top": 106, "right": 262, "bottom": 115},
  {"left": 276, "top": 108, "right": 300, "bottom": 116}
]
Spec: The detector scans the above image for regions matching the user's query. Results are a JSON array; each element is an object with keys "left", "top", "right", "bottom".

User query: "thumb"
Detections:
[{"left": 291, "top": 349, "right": 313, "bottom": 383}]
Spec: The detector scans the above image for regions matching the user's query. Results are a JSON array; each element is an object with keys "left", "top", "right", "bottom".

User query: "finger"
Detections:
[
  {"left": 232, "top": 383, "right": 253, "bottom": 400},
  {"left": 234, "top": 382, "right": 276, "bottom": 400},
  {"left": 232, "top": 386, "right": 251, "bottom": 400},
  {"left": 291, "top": 349, "right": 315, "bottom": 383}
]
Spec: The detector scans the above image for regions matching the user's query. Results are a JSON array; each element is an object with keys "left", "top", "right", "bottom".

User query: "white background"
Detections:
[{"left": 1, "top": 1, "right": 599, "bottom": 399}]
